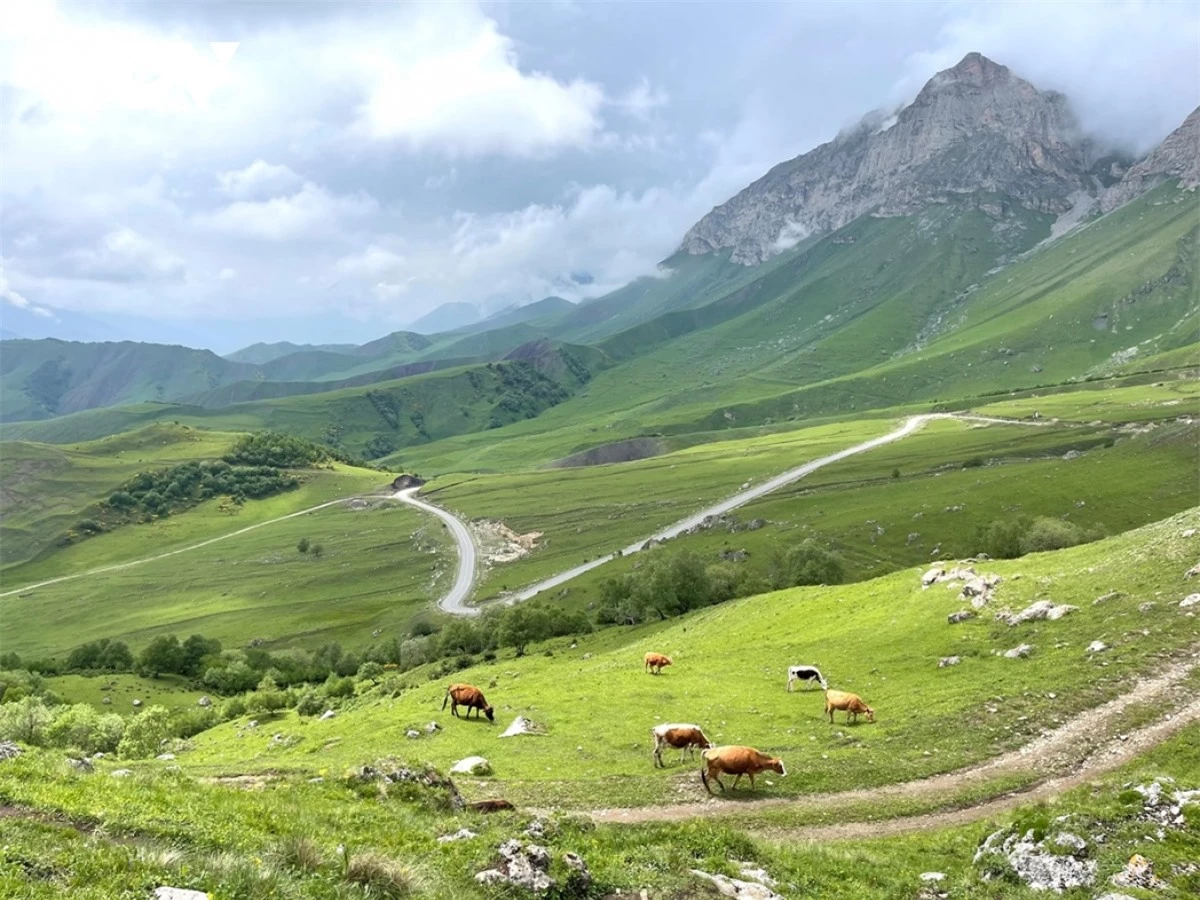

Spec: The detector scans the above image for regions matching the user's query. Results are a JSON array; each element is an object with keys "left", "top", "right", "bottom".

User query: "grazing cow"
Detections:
[
  {"left": 644, "top": 652, "right": 672, "bottom": 675},
  {"left": 651, "top": 723, "right": 713, "bottom": 768},
  {"left": 824, "top": 689, "right": 875, "bottom": 724},
  {"left": 441, "top": 683, "right": 495, "bottom": 722},
  {"left": 786, "top": 665, "right": 828, "bottom": 692},
  {"left": 700, "top": 746, "right": 786, "bottom": 794}
]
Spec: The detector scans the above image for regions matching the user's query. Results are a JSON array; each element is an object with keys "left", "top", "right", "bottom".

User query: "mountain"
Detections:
[
  {"left": 223, "top": 341, "right": 358, "bottom": 365},
  {"left": 449, "top": 296, "right": 575, "bottom": 336},
  {"left": 680, "top": 52, "right": 1104, "bottom": 265},
  {"left": 407, "top": 302, "right": 481, "bottom": 334},
  {"left": 1101, "top": 106, "right": 1200, "bottom": 212},
  {"left": 0, "top": 300, "right": 128, "bottom": 343},
  {"left": 0, "top": 339, "right": 260, "bottom": 422}
]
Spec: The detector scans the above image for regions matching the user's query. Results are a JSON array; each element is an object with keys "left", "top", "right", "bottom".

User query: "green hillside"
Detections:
[{"left": 223, "top": 341, "right": 358, "bottom": 365}]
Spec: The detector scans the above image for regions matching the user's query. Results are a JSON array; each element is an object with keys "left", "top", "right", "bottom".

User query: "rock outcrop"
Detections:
[
  {"left": 1101, "top": 106, "right": 1200, "bottom": 211},
  {"left": 680, "top": 53, "right": 1096, "bottom": 265}
]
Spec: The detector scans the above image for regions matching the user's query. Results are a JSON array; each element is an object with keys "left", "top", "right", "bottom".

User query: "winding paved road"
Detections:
[{"left": 393, "top": 487, "right": 479, "bottom": 616}]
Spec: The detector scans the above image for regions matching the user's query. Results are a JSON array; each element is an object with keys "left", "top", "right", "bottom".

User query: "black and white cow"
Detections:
[{"left": 786, "top": 665, "right": 828, "bottom": 692}]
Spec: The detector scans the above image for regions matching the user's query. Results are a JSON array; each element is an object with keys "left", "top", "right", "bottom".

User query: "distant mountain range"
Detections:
[{"left": 3, "top": 53, "right": 1195, "bottom": 467}]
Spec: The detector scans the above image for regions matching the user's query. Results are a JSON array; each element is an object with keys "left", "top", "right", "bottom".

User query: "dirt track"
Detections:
[{"left": 582, "top": 651, "right": 1200, "bottom": 833}]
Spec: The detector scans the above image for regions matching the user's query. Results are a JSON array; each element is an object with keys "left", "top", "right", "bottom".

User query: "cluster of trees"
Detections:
[
  {"left": 221, "top": 431, "right": 332, "bottom": 468},
  {"left": 103, "top": 461, "right": 300, "bottom": 520},
  {"left": 597, "top": 543, "right": 845, "bottom": 625},
  {"left": 487, "top": 361, "right": 570, "bottom": 429},
  {"left": 975, "top": 516, "right": 1101, "bottom": 559}
]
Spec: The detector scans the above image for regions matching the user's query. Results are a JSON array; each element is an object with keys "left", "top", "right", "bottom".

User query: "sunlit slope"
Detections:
[{"left": 180, "top": 508, "right": 1200, "bottom": 809}]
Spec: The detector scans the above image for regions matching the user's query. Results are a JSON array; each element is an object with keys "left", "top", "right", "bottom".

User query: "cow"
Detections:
[
  {"left": 651, "top": 723, "right": 713, "bottom": 768},
  {"left": 441, "top": 683, "right": 495, "bottom": 722},
  {"left": 786, "top": 665, "right": 828, "bottom": 692},
  {"left": 644, "top": 652, "right": 672, "bottom": 675},
  {"left": 700, "top": 746, "right": 786, "bottom": 794},
  {"left": 824, "top": 689, "right": 875, "bottom": 724}
]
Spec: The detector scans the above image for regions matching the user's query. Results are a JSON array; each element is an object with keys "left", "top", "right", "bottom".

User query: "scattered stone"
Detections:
[
  {"left": 1183, "top": 529, "right": 1197, "bottom": 538},
  {"left": 475, "top": 840, "right": 554, "bottom": 892},
  {"left": 1111, "top": 854, "right": 1165, "bottom": 890},
  {"left": 1186, "top": 563, "right": 1200, "bottom": 579},
  {"left": 974, "top": 829, "right": 1096, "bottom": 891},
  {"left": 1086, "top": 641, "right": 1109, "bottom": 654},
  {"left": 425, "top": 721, "right": 441, "bottom": 733},
  {"left": 197, "top": 696, "right": 212, "bottom": 708},
  {"left": 111, "top": 769, "right": 134, "bottom": 778},
  {"left": 132, "top": 699, "right": 143, "bottom": 708},
  {"left": 1139, "top": 602, "right": 1156, "bottom": 613},
  {"left": 68, "top": 757, "right": 93, "bottom": 772},
  {"left": 354, "top": 761, "right": 465, "bottom": 810},
  {"left": 405, "top": 730, "right": 421, "bottom": 740},
  {"left": 1128, "top": 778, "right": 1198, "bottom": 828},
  {"left": 450, "top": 756, "right": 492, "bottom": 776},
  {"left": 907, "top": 532, "right": 920, "bottom": 545},
  {"left": 1093, "top": 591, "right": 1123, "bottom": 605},
  {"left": 736, "top": 864, "right": 776, "bottom": 887},
  {"left": 1004, "top": 643, "right": 1034, "bottom": 659},
  {"left": 948, "top": 610, "right": 978, "bottom": 624},
  {"left": 500, "top": 716, "right": 547, "bottom": 738},
  {"left": 582, "top": 653, "right": 592, "bottom": 660},
  {"left": 101, "top": 697, "right": 112, "bottom": 705},
  {"left": 319, "top": 709, "right": 336, "bottom": 721},
  {"left": 563, "top": 852, "right": 591, "bottom": 891},
  {"left": 719, "top": 549, "right": 749, "bottom": 562},
  {"left": 246, "top": 721, "right": 258, "bottom": 729},
  {"left": 156, "top": 753, "right": 176, "bottom": 761},
  {"left": 995, "top": 600, "right": 1078, "bottom": 626},
  {"left": 0, "top": 741, "right": 22, "bottom": 761},
  {"left": 154, "top": 889, "right": 210, "bottom": 900},
  {"left": 938, "top": 656, "right": 961, "bottom": 668},
  {"left": 438, "top": 828, "right": 478, "bottom": 843},
  {"left": 689, "top": 870, "right": 783, "bottom": 900},
  {"left": 525, "top": 819, "right": 546, "bottom": 839},
  {"left": 919, "top": 873, "right": 946, "bottom": 883},
  {"left": 1180, "top": 593, "right": 1200, "bottom": 608}
]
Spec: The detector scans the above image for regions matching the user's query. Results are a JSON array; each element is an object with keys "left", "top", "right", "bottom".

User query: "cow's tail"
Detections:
[{"left": 441, "top": 690, "right": 449, "bottom": 711}]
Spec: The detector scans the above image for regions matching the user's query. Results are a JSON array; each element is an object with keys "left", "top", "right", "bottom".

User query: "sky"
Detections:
[{"left": 1, "top": 0, "right": 1197, "bottom": 353}]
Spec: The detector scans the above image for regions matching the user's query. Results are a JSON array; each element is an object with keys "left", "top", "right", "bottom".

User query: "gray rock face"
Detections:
[
  {"left": 1101, "top": 106, "right": 1200, "bottom": 211},
  {"left": 475, "top": 840, "right": 554, "bottom": 893},
  {"left": 974, "top": 828, "right": 1096, "bottom": 891},
  {"left": 680, "top": 53, "right": 1095, "bottom": 265}
]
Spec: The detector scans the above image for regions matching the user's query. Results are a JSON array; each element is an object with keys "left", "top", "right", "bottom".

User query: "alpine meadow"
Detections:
[{"left": 1, "top": 13, "right": 1199, "bottom": 900}]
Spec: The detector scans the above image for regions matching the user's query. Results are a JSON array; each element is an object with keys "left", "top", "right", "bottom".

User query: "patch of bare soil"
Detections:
[
  {"left": 585, "top": 652, "right": 1200, "bottom": 831},
  {"left": 471, "top": 520, "right": 543, "bottom": 565}
]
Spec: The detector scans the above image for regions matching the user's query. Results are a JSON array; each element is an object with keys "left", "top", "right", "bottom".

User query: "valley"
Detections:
[{"left": 1, "top": 43, "right": 1197, "bottom": 900}]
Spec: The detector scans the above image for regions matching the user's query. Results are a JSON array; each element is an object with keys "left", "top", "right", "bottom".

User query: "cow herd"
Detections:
[{"left": 440, "top": 651, "right": 877, "bottom": 797}]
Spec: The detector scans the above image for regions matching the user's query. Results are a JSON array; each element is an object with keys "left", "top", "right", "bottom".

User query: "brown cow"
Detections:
[
  {"left": 700, "top": 745, "right": 786, "bottom": 794},
  {"left": 442, "top": 683, "right": 495, "bottom": 722},
  {"left": 824, "top": 689, "right": 875, "bottom": 724},
  {"left": 651, "top": 723, "right": 712, "bottom": 767},
  {"left": 644, "top": 652, "right": 672, "bottom": 675}
]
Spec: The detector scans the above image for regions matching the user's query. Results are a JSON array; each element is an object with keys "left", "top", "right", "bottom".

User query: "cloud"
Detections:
[
  {"left": 217, "top": 160, "right": 302, "bottom": 199},
  {"left": 64, "top": 228, "right": 186, "bottom": 283},
  {"left": 0, "top": 269, "right": 55, "bottom": 317},
  {"left": 613, "top": 78, "right": 670, "bottom": 121},
  {"left": 196, "top": 182, "right": 379, "bottom": 241},
  {"left": 218, "top": 268, "right": 237, "bottom": 280}
]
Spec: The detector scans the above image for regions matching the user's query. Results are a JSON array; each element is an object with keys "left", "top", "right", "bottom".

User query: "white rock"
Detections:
[
  {"left": 1086, "top": 641, "right": 1109, "bottom": 654},
  {"left": 405, "top": 730, "right": 421, "bottom": 739},
  {"left": 319, "top": 709, "right": 336, "bottom": 720},
  {"left": 500, "top": 716, "right": 546, "bottom": 738},
  {"left": 1004, "top": 643, "right": 1034, "bottom": 659},
  {"left": 996, "top": 600, "right": 1077, "bottom": 626},
  {"left": 938, "top": 656, "right": 961, "bottom": 667},
  {"left": 438, "top": 828, "right": 478, "bottom": 843},
  {"left": 156, "top": 753, "right": 176, "bottom": 761},
  {"left": 690, "top": 870, "right": 783, "bottom": 900},
  {"left": 111, "top": 769, "right": 133, "bottom": 777},
  {"left": 1180, "top": 593, "right": 1200, "bottom": 608},
  {"left": 1182, "top": 529, "right": 1197, "bottom": 538},
  {"left": 197, "top": 696, "right": 212, "bottom": 708},
  {"left": 132, "top": 699, "right": 143, "bottom": 707},
  {"left": 450, "top": 755, "right": 492, "bottom": 776},
  {"left": 919, "top": 872, "right": 946, "bottom": 882},
  {"left": 155, "top": 889, "right": 210, "bottom": 900}
]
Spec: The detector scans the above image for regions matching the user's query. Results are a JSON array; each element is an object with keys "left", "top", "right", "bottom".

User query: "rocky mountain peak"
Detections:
[
  {"left": 679, "top": 53, "right": 1094, "bottom": 265},
  {"left": 1101, "top": 106, "right": 1200, "bottom": 211}
]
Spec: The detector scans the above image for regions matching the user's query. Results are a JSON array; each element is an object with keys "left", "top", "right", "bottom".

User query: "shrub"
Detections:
[
  {"left": 1020, "top": 517, "right": 1089, "bottom": 555},
  {"left": 322, "top": 675, "right": 355, "bottom": 699},
  {"left": 343, "top": 851, "right": 418, "bottom": 898},
  {"left": 202, "top": 661, "right": 259, "bottom": 695},
  {"left": 0, "top": 696, "right": 53, "bottom": 745},
  {"left": 220, "top": 696, "right": 247, "bottom": 721},
  {"left": 977, "top": 518, "right": 1026, "bottom": 559},
  {"left": 310, "top": 544, "right": 325, "bottom": 558},
  {"left": 246, "top": 674, "right": 290, "bottom": 716},
  {"left": 46, "top": 704, "right": 125, "bottom": 753},
  {"left": 118, "top": 705, "right": 172, "bottom": 759},
  {"left": 295, "top": 690, "right": 324, "bottom": 717},
  {"left": 769, "top": 540, "right": 845, "bottom": 589},
  {"left": 357, "top": 661, "right": 384, "bottom": 683},
  {"left": 297, "top": 538, "right": 310, "bottom": 554},
  {"left": 275, "top": 836, "right": 325, "bottom": 873}
]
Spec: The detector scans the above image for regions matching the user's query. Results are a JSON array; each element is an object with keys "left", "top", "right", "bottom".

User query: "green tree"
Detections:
[
  {"left": 297, "top": 537, "right": 310, "bottom": 554},
  {"left": 310, "top": 543, "right": 325, "bottom": 558},
  {"left": 118, "top": 705, "right": 172, "bottom": 759},
  {"left": 356, "top": 661, "right": 384, "bottom": 683},
  {"left": 770, "top": 540, "right": 845, "bottom": 589},
  {"left": 1020, "top": 517, "right": 1089, "bottom": 554},
  {"left": 179, "top": 635, "right": 222, "bottom": 677},
  {"left": 0, "top": 696, "right": 52, "bottom": 745},
  {"left": 137, "top": 635, "right": 183, "bottom": 678}
]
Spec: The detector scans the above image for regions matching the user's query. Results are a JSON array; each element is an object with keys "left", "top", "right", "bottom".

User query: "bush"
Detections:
[
  {"left": 0, "top": 696, "right": 53, "bottom": 745},
  {"left": 977, "top": 518, "right": 1026, "bottom": 559},
  {"left": 202, "top": 660, "right": 260, "bottom": 695},
  {"left": 769, "top": 540, "right": 845, "bottom": 589},
  {"left": 1020, "top": 517, "right": 1089, "bottom": 555},
  {"left": 246, "top": 674, "right": 291, "bottom": 716},
  {"left": 297, "top": 537, "right": 310, "bottom": 554},
  {"left": 118, "top": 705, "right": 172, "bottom": 759},
  {"left": 295, "top": 690, "right": 324, "bottom": 717},
  {"left": 310, "top": 544, "right": 325, "bottom": 558},
  {"left": 357, "top": 661, "right": 384, "bottom": 682},
  {"left": 220, "top": 696, "right": 248, "bottom": 720},
  {"left": 46, "top": 704, "right": 124, "bottom": 753},
  {"left": 66, "top": 639, "right": 133, "bottom": 673},
  {"left": 322, "top": 674, "right": 355, "bottom": 699}
]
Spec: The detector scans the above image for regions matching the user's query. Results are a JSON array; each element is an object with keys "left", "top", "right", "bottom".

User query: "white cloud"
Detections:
[
  {"left": 196, "top": 183, "right": 379, "bottom": 242},
  {"left": 217, "top": 160, "right": 302, "bottom": 199},
  {"left": 339, "top": 5, "right": 606, "bottom": 157},
  {"left": 0, "top": 269, "right": 55, "bottom": 317},
  {"left": 218, "top": 268, "right": 237, "bottom": 280},
  {"left": 65, "top": 228, "right": 186, "bottom": 283},
  {"left": 334, "top": 244, "right": 406, "bottom": 278},
  {"left": 614, "top": 78, "right": 670, "bottom": 121}
]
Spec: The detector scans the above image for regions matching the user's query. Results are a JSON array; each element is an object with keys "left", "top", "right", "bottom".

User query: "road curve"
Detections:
[
  {"left": 506, "top": 413, "right": 1033, "bottom": 604},
  {"left": 393, "top": 488, "right": 479, "bottom": 616}
]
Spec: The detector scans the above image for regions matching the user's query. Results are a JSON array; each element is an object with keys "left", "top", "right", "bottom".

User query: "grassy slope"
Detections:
[
  {"left": 2, "top": 496, "right": 451, "bottom": 661},
  {"left": 45, "top": 673, "right": 207, "bottom": 713},
  {"left": 174, "top": 508, "right": 1200, "bottom": 810},
  {"left": 0, "top": 424, "right": 241, "bottom": 569}
]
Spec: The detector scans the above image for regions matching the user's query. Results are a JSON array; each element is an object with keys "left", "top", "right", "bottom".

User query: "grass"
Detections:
[
  {"left": 45, "top": 673, "right": 207, "bottom": 713},
  {"left": 1, "top": 496, "right": 454, "bottom": 661},
  {"left": 167, "top": 507, "right": 1200, "bottom": 810}
]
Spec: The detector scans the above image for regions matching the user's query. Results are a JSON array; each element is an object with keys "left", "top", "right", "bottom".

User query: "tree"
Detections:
[
  {"left": 356, "top": 661, "right": 384, "bottom": 683},
  {"left": 246, "top": 674, "right": 290, "bottom": 716},
  {"left": 137, "top": 635, "right": 183, "bottom": 678},
  {"left": 297, "top": 537, "right": 310, "bottom": 554},
  {"left": 1020, "top": 517, "right": 1089, "bottom": 555},
  {"left": 0, "top": 696, "right": 52, "bottom": 745},
  {"left": 180, "top": 635, "right": 222, "bottom": 677},
  {"left": 201, "top": 661, "right": 259, "bottom": 694},
  {"left": 118, "top": 705, "right": 172, "bottom": 759},
  {"left": 770, "top": 540, "right": 845, "bottom": 589},
  {"left": 310, "top": 543, "right": 325, "bottom": 558}
]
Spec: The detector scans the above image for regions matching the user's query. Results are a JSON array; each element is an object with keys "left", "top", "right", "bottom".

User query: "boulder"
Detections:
[
  {"left": 450, "top": 756, "right": 492, "bottom": 776},
  {"left": 405, "top": 730, "right": 421, "bottom": 740},
  {"left": 1183, "top": 529, "right": 1197, "bottom": 538},
  {"left": 0, "top": 741, "right": 22, "bottom": 761},
  {"left": 1181, "top": 593, "right": 1200, "bottom": 608},
  {"left": 938, "top": 656, "right": 961, "bottom": 668},
  {"left": 1186, "top": 563, "right": 1200, "bottom": 579},
  {"left": 1110, "top": 854, "right": 1165, "bottom": 890},
  {"left": 111, "top": 769, "right": 134, "bottom": 778},
  {"left": 154, "top": 889, "right": 210, "bottom": 900},
  {"left": 689, "top": 870, "right": 783, "bottom": 900},
  {"left": 919, "top": 873, "right": 946, "bottom": 883},
  {"left": 995, "top": 600, "right": 1077, "bottom": 626},
  {"left": 1086, "top": 641, "right": 1109, "bottom": 654},
  {"left": 68, "top": 757, "right": 93, "bottom": 772},
  {"left": 974, "top": 829, "right": 1096, "bottom": 891},
  {"left": 156, "top": 753, "right": 176, "bottom": 761},
  {"left": 319, "top": 709, "right": 336, "bottom": 720},
  {"left": 500, "top": 716, "right": 547, "bottom": 738},
  {"left": 197, "top": 696, "right": 212, "bottom": 708},
  {"left": 424, "top": 721, "right": 441, "bottom": 734},
  {"left": 1003, "top": 643, "right": 1034, "bottom": 659},
  {"left": 563, "top": 852, "right": 591, "bottom": 891},
  {"left": 132, "top": 699, "right": 143, "bottom": 707},
  {"left": 475, "top": 840, "right": 554, "bottom": 893},
  {"left": 948, "top": 610, "right": 977, "bottom": 624},
  {"left": 102, "top": 697, "right": 112, "bottom": 705}
]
